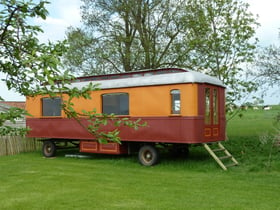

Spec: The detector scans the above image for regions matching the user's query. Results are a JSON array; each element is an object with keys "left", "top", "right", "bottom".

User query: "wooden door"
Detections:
[{"left": 204, "top": 86, "right": 220, "bottom": 140}]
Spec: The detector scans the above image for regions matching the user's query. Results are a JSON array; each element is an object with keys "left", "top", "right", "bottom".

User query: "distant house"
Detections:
[
  {"left": 0, "top": 101, "right": 26, "bottom": 128},
  {"left": 0, "top": 101, "right": 25, "bottom": 109},
  {"left": 263, "top": 105, "right": 272, "bottom": 110}
]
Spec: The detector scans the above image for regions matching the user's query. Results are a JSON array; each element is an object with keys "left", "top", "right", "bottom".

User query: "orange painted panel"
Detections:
[
  {"left": 26, "top": 95, "right": 68, "bottom": 118},
  {"left": 26, "top": 96, "right": 41, "bottom": 118},
  {"left": 26, "top": 83, "right": 199, "bottom": 118},
  {"left": 84, "top": 84, "right": 199, "bottom": 116}
]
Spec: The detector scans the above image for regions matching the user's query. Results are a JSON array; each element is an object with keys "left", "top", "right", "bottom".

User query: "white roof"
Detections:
[{"left": 68, "top": 69, "right": 225, "bottom": 90}]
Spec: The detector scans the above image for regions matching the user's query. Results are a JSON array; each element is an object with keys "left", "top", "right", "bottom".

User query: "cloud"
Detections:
[
  {"left": 36, "top": 16, "right": 68, "bottom": 26},
  {"left": 247, "top": 0, "right": 280, "bottom": 46},
  {"left": 56, "top": 1, "right": 82, "bottom": 26},
  {"left": 36, "top": 0, "right": 280, "bottom": 45},
  {"left": 34, "top": 17, "right": 69, "bottom": 42},
  {"left": 33, "top": 0, "right": 82, "bottom": 42}
]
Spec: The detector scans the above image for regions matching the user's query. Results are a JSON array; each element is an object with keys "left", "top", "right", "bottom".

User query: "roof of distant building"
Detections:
[{"left": 0, "top": 101, "right": 25, "bottom": 110}]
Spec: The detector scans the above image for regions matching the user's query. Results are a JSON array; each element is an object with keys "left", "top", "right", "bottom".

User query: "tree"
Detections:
[
  {"left": 254, "top": 44, "right": 280, "bottom": 90},
  {"left": 182, "top": 0, "right": 259, "bottom": 104},
  {"left": 0, "top": 0, "right": 144, "bottom": 139},
  {"left": 64, "top": 0, "right": 189, "bottom": 75},
  {"left": 253, "top": 36, "right": 280, "bottom": 160},
  {"left": 64, "top": 0, "right": 259, "bottom": 107}
]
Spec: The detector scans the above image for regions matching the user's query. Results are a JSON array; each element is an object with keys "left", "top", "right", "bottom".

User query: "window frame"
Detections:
[
  {"left": 41, "top": 97, "right": 62, "bottom": 117},
  {"left": 171, "top": 89, "right": 181, "bottom": 114},
  {"left": 102, "top": 92, "right": 129, "bottom": 115}
]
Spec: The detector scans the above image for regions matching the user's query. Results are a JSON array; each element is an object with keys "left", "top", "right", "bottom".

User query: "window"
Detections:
[
  {"left": 171, "top": 89, "right": 181, "bottom": 114},
  {"left": 213, "top": 89, "right": 219, "bottom": 124},
  {"left": 102, "top": 93, "right": 129, "bottom": 115},
  {"left": 42, "top": 97, "right": 62, "bottom": 116},
  {"left": 205, "top": 88, "right": 211, "bottom": 124}
]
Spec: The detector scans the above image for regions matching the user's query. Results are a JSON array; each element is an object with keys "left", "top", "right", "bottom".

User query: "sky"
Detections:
[{"left": 1, "top": 0, "right": 279, "bottom": 104}]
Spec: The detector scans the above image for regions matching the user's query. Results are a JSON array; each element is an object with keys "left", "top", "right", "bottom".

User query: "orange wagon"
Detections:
[{"left": 26, "top": 68, "right": 227, "bottom": 166}]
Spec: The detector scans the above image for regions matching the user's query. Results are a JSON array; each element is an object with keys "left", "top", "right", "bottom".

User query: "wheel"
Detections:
[
  {"left": 42, "top": 141, "right": 56, "bottom": 157},
  {"left": 138, "top": 145, "right": 159, "bottom": 166}
]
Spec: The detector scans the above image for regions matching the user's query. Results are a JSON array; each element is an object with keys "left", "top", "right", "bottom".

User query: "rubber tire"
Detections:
[
  {"left": 42, "top": 141, "right": 56, "bottom": 157},
  {"left": 138, "top": 145, "right": 159, "bottom": 166}
]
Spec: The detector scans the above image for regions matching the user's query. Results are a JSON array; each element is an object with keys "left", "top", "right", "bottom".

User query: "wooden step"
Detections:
[
  {"left": 203, "top": 142, "right": 238, "bottom": 171},
  {"left": 212, "top": 148, "right": 225, "bottom": 152},
  {"left": 219, "top": 155, "right": 232, "bottom": 160},
  {"left": 226, "top": 163, "right": 238, "bottom": 168}
]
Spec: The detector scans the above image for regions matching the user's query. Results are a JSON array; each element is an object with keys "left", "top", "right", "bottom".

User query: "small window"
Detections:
[
  {"left": 42, "top": 97, "right": 62, "bottom": 116},
  {"left": 102, "top": 93, "right": 129, "bottom": 115},
  {"left": 171, "top": 89, "right": 181, "bottom": 114}
]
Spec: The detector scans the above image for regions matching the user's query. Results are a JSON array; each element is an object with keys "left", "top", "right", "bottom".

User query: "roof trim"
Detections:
[{"left": 68, "top": 68, "right": 225, "bottom": 90}]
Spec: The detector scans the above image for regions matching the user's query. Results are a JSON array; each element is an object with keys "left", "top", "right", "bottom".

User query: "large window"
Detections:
[
  {"left": 102, "top": 93, "right": 129, "bottom": 115},
  {"left": 171, "top": 89, "right": 181, "bottom": 114},
  {"left": 42, "top": 97, "right": 62, "bottom": 116}
]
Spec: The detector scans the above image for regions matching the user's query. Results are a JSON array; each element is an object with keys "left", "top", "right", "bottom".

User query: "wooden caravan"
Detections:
[{"left": 26, "top": 68, "right": 226, "bottom": 166}]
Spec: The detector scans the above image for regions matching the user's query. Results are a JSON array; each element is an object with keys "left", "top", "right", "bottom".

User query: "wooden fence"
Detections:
[{"left": 0, "top": 136, "right": 42, "bottom": 156}]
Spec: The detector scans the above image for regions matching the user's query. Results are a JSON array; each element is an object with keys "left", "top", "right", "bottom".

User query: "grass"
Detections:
[
  {"left": 0, "top": 106, "right": 280, "bottom": 209},
  {"left": 225, "top": 105, "right": 280, "bottom": 171},
  {"left": 227, "top": 105, "right": 280, "bottom": 136},
  {"left": 1, "top": 152, "right": 280, "bottom": 210}
]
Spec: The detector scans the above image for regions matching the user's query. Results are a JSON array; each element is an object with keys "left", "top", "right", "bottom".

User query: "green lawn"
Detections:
[
  {"left": 227, "top": 105, "right": 280, "bottom": 136},
  {"left": 0, "top": 152, "right": 280, "bottom": 210},
  {"left": 0, "top": 106, "right": 280, "bottom": 209},
  {"left": 225, "top": 105, "right": 280, "bottom": 171}
]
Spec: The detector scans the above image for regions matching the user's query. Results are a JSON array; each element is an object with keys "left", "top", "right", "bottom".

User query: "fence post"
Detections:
[{"left": 5, "top": 137, "right": 8, "bottom": 156}]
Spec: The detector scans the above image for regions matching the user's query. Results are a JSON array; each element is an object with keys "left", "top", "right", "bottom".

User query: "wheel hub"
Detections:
[{"left": 144, "top": 151, "right": 152, "bottom": 161}]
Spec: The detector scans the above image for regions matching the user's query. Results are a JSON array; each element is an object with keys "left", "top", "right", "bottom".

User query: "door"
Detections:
[{"left": 204, "top": 86, "right": 220, "bottom": 141}]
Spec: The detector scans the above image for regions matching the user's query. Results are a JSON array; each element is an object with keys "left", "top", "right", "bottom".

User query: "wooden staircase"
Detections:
[{"left": 203, "top": 142, "right": 238, "bottom": 171}]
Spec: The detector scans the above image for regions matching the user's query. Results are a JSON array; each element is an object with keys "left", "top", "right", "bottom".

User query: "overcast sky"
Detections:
[{"left": 1, "top": 0, "right": 279, "bottom": 104}]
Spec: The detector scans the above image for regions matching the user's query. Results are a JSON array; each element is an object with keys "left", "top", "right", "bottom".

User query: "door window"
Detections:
[
  {"left": 205, "top": 88, "right": 211, "bottom": 124},
  {"left": 213, "top": 89, "right": 219, "bottom": 124}
]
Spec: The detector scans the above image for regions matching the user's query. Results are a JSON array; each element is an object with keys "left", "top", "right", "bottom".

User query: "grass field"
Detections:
[
  {"left": 0, "top": 106, "right": 280, "bottom": 209},
  {"left": 226, "top": 105, "right": 280, "bottom": 171}
]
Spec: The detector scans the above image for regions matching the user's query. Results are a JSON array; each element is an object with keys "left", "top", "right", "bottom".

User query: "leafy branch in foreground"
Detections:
[
  {"left": 60, "top": 87, "right": 147, "bottom": 144},
  {"left": 85, "top": 112, "right": 147, "bottom": 144},
  {"left": 0, "top": 0, "right": 51, "bottom": 136},
  {"left": 0, "top": 0, "right": 146, "bottom": 141},
  {"left": 0, "top": 106, "right": 30, "bottom": 136}
]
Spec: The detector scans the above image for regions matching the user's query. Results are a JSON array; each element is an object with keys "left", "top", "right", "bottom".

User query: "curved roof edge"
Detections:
[{"left": 68, "top": 68, "right": 226, "bottom": 90}]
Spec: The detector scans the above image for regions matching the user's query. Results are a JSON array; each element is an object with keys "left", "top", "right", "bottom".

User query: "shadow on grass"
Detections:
[{"left": 50, "top": 145, "right": 218, "bottom": 170}]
